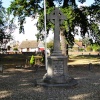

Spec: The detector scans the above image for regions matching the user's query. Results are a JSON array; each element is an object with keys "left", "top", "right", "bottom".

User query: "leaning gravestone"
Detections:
[{"left": 37, "top": 8, "right": 77, "bottom": 87}]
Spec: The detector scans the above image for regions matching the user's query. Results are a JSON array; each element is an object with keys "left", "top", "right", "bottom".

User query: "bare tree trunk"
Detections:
[{"left": 60, "top": 30, "right": 67, "bottom": 56}]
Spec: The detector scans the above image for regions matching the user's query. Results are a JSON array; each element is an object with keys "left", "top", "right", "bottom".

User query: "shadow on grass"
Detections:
[
  {"left": 0, "top": 68, "right": 47, "bottom": 100},
  {"left": 0, "top": 54, "right": 100, "bottom": 99},
  {"left": 0, "top": 66, "right": 100, "bottom": 100}
]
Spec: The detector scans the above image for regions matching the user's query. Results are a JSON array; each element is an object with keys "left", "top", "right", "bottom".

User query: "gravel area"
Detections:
[{"left": 0, "top": 66, "right": 100, "bottom": 100}]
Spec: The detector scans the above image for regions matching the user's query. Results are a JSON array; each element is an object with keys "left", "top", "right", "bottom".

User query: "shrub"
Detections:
[
  {"left": 30, "top": 55, "right": 35, "bottom": 65},
  {"left": 86, "top": 46, "right": 92, "bottom": 51}
]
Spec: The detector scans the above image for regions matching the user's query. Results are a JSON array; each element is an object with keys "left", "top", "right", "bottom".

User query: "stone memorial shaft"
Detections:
[
  {"left": 47, "top": 8, "right": 66, "bottom": 55},
  {"left": 36, "top": 7, "right": 77, "bottom": 87}
]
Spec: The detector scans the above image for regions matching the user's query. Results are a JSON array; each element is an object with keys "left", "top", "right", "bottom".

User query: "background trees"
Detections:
[
  {"left": 0, "top": 1, "right": 9, "bottom": 43},
  {"left": 0, "top": 0, "right": 16, "bottom": 48},
  {"left": 8, "top": 0, "right": 100, "bottom": 49}
]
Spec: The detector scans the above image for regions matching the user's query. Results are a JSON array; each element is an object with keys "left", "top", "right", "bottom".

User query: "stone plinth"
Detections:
[
  {"left": 43, "top": 56, "right": 68, "bottom": 84},
  {"left": 37, "top": 55, "right": 77, "bottom": 87}
]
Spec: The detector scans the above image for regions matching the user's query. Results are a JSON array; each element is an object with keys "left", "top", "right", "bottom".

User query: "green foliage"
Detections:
[
  {"left": 75, "top": 39, "right": 79, "bottom": 42},
  {"left": 47, "top": 41, "right": 54, "bottom": 52},
  {"left": 91, "top": 44, "right": 100, "bottom": 51},
  {"left": 0, "top": 0, "right": 15, "bottom": 44},
  {"left": 41, "top": 51, "right": 45, "bottom": 64},
  {"left": 86, "top": 46, "right": 92, "bottom": 51},
  {"left": 41, "top": 56, "right": 44, "bottom": 64},
  {"left": 30, "top": 55, "right": 35, "bottom": 65},
  {"left": 79, "top": 48, "right": 85, "bottom": 52},
  {"left": 13, "top": 48, "right": 18, "bottom": 51},
  {"left": 8, "top": 0, "right": 100, "bottom": 45},
  {"left": 0, "top": 2, "right": 7, "bottom": 43},
  {"left": 61, "top": 7, "right": 75, "bottom": 31},
  {"left": 78, "top": 0, "right": 86, "bottom": 3},
  {"left": 82, "top": 37, "right": 91, "bottom": 46}
]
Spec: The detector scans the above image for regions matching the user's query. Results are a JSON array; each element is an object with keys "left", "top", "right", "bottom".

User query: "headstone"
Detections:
[
  {"left": 15, "top": 64, "right": 24, "bottom": 68},
  {"left": 88, "top": 63, "right": 93, "bottom": 71},
  {"left": 0, "top": 65, "right": 3, "bottom": 73},
  {"left": 36, "top": 7, "right": 77, "bottom": 87}
]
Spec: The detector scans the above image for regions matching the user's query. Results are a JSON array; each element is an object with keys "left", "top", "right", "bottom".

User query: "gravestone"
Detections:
[
  {"left": 36, "top": 8, "right": 77, "bottom": 87},
  {"left": 0, "top": 65, "right": 3, "bottom": 73}
]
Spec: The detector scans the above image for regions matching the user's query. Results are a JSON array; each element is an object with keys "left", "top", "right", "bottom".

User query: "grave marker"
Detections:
[{"left": 37, "top": 8, "right": 77, "bottom": 87}]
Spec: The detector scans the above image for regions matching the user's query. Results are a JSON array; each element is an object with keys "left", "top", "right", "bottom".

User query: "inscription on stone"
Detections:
[{"left": 53, "top": 60, "right": 64, "bottom": 75}]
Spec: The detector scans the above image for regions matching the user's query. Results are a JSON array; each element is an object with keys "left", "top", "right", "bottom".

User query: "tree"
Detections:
[
  {"left": 47, "top": 40, "right": 54, "bottom": 53},
  {"left": 85, "top": 1, "right": 100, "bottom": 44},
  {"left": 91, "top": 43, "right": 100, "bottom": 52},
  {"left": 82, "top": 37, "right": 91, "bottom": 47},
  {"left": 0, "top": 0, "right": 16, "bottom": 47},
  {"left": 8, "top": 0, "right": 100, "bottom": 53}
]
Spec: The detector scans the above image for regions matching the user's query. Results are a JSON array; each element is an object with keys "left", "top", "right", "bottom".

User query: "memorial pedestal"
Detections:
[
  {"left": 36, "top": 55, "right": 77, "bottom": 87},
  {"left": 36, "top": 8, "right": 77, "bottom": 87}
]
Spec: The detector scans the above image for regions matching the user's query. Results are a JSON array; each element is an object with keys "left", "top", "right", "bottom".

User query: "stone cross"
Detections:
[
  {"left": 36, "top": 7, "right": 77, "bottom": 87},
  {"left": 47, "top": 8, "right": 66, "bottom": 55}
]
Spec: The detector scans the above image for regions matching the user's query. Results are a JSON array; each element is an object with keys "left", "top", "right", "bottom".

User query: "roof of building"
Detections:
[
  {"left": 76, "top": 42, "right": 83, "bottom": 47},
  {"left": 19, "top": 40, "right": 38, "bottom": 49},
  {"left": 74, "top": 42, "right": 83, "bottom": 48}
]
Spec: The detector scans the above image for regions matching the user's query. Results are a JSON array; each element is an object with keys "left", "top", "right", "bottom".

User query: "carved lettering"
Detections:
[{"left": 53, "top": 60, "right": 64, "bottom": 75}]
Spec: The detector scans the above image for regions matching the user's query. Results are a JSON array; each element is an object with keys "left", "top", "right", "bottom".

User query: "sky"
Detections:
[
  {"left": 2, "top": 0, "right": 39, "bottom": 42},
  {"left": 2, "top": 0, "right": 95, "bottom": 42},
  {"left": 76, "top": 0, "right": 95, "bottom": 6}
]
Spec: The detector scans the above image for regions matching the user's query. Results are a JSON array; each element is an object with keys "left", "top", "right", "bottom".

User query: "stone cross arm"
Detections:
[
  {"left": 47, "top": 8, "right": 66, "bottom": 25},
  {"left": 47, "top": 8, "right": 66, "bottom": 55}
]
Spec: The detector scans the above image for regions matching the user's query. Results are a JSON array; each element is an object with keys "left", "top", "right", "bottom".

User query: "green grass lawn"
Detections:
[
  {"left": 68, "top": 55, "right": 100, "bottom": 67},
  {"left": 0, "top": 54, "right": 100, "bottom": 68}
]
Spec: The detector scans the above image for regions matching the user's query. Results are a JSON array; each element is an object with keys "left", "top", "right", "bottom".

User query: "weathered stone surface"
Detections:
[
  {"left": 37, "top": 7, "right": 77, "bottom": 87},
  {"left": 0, "top": 64, "right": 3, "bottom": 73},
  {"left": 47, "top": 8, "right": 66, "bottom": 56}
]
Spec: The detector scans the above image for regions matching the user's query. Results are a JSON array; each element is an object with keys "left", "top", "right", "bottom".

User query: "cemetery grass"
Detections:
[
  {"left": 0, "top": 54, "right": 100, "bottom": 68},
  {"left": 0, "top": 54, "right": 100, "bottom": 100},
  {"left": 68, "top": 55, "right": 100, "bottom": 66}
]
